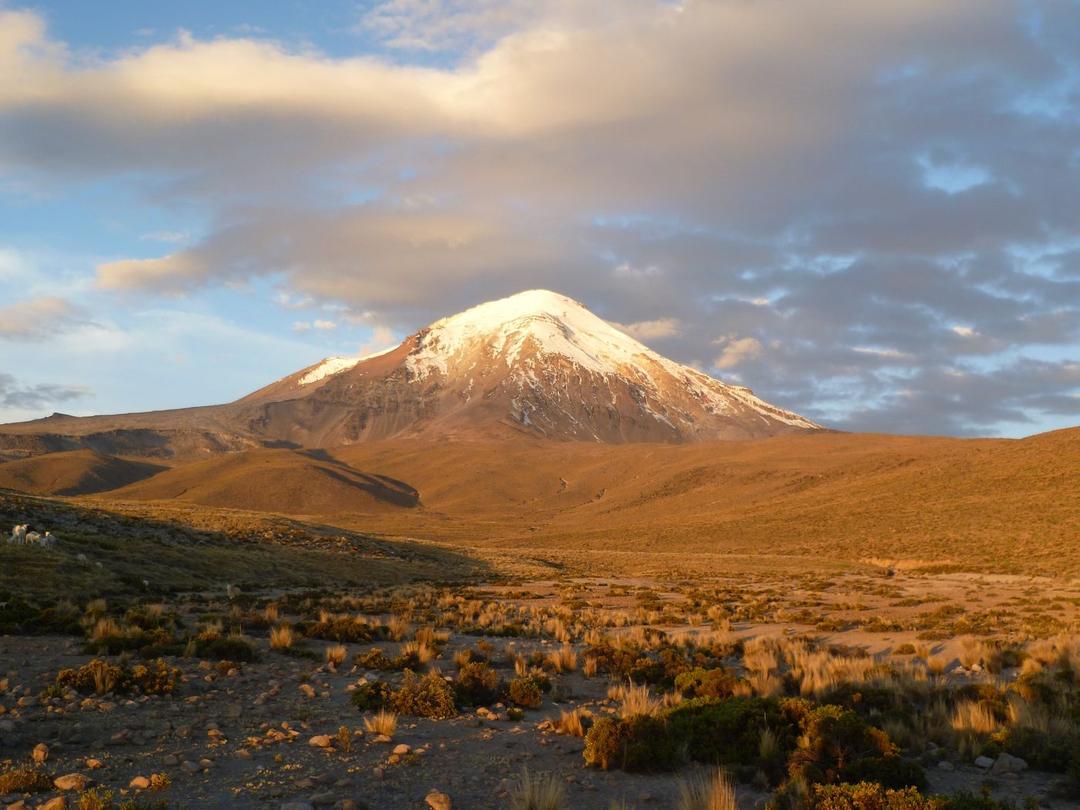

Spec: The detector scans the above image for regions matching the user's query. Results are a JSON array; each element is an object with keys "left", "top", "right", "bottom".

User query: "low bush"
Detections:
[
  {"left": 583, "top": 714, "right": 681, "bottom": 772},
  {"left": 675, "top": 667, "right": 738, "bottom": 699},
  {"left": 350, "top": 679, "right": 392, "bottom": 711},
  {"left": 455, "top": 661, "right": 503, "bottom": 706},
  {"left": 0, "top": 766, "right": 53, "bottom": 793},
  {"left": 389, "top": 670, "right": 457, "bottom": 719},
  {"left": 54, "top": 658, "right": 180, "bottom": 696},
  {"left": 508, "top": 672, "right": 551, "bottom": 709}
]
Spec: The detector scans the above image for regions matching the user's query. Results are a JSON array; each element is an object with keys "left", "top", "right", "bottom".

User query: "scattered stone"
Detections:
[
  {"left": 181, "top": 760, "right": 201, "bottom": 774},
  {"left": 392, "top": 743, "right": 411, "bottom": 756},
  {"left": 308, "top": 734, "right": 333, "bottom": 748},
  {"left": 32, "top": 742, "right": 49, "bottom": 763},
  {"left": 85, "top": 758, "right": 103, "bottom": 770},
  {"left": 130, "top": 775, "right": 151, "bottom": 789},
  {"left": 299, "top": 683, "right": 316, "bottom": 699},
  {"left": 425, "top": 790, "right": 452, "bottom": 810},
  {"left": 54, "top": 773, "right": 89, "bottom": 791},
  {"left": 38, "top": 799, "right": 65, "bottom": 810},
  {"left": 974, "top": 755, "right": 995, "bottom": 769},
  {"left": 992, "top": 752, "right": 1028, "bottom": 774}
]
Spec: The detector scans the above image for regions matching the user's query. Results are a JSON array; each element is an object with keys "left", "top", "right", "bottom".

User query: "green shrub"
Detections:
[
  {"left": 356, "top": 647, "right": 396, "bottom": 670},
  {"left": 351, "top": 679, "right": 392, "bottom": 711},
  {"left": 582, "top": 715, "right": 681, "bottom": 772},
  {"left": 389, "top": 670, "right": 457, "bottom": 719},
  {"left": 508, "top": 672, "right": 550, "bottom": 709},
  {"left": 788, "top": 705, "right": 923, "bottom": 790},
  {"left": 190, "top": 635, "right": 256, "bottom": 662},
  {"left": 302, "top": 615, "right": 373, "bottom": 643},
  {"left": 667, "top": 696, "right": 795, "bottom": 770},
  {"left": 54, "top": 658, "right": 180, "bottom": 696},
  {"left": 810, "top": 782, "right": 941, "bottom": 810},
  {"left": 455, "top": 661, "right": 503, "bottom": 706},
  {"left": 674, "top": 667, "right": 737, "bottom": 699}
]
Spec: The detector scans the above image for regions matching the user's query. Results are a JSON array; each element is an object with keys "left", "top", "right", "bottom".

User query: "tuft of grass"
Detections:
[
  {"left": 676, "top": 769, "right": 737, "bottom": 810},
  {"left": 363, "top": 709, "right": 397, "bottom": 737},
  {"left": 269, "top": 623, "right": 294, "bottom": 650},
  {"left": 325, "top": 643, "right": 347, "bottom": 667},
  {"left": 509, "top": 768, "right": 565, "bottom": 810}
]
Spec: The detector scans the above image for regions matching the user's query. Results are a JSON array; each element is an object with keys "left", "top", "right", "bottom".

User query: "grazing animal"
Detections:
[
  {"left": 40, "top": 531, "right": 57, "bottom": 548},
  {"left": 25, "top": 531, "right": 42, "bottom": 544},
  {"left": 8, "top": 524, "right": 27, "bottom": 545}
]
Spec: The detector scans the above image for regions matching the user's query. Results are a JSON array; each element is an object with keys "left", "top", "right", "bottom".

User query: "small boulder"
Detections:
[
  {"left": 992, "top": 752, "right": 1028, "bottom": 774},
  {"left": 130, "top": 775, "right": 151, "bottom": 789},
  {"left": 38, "top": 799, "right": 66, "bottom": 810},
  {"left": 54, "top": 773, "right": 90, "bottom": 791},
  {"left": 974, "top": 755, "right": 995, "bottom": 770},
  {"left": 392, "top": 743, "right": 411, "bottom": 756},
  {"left": 308, "top": 735, "right": 333, "bottom": 749},
  {"left": 32, "top": 742, "right": 49, "bottom": 763},
  {"left": 425, "top": 790, "right": 452, "bottom": 810}
]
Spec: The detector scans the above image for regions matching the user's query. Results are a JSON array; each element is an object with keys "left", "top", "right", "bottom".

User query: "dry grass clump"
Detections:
[
  {"left": 269, "top": 623, "right": 294, "bottom": 650},
  {"left": 400, "top": 639, "right": 438, "bottom": 664},
  {"left": 509, "top": 768, "right": 565, "bottom": 810},
  {"left": 363, "top": 710, "right": 398, "bottom": 737},
  {"left": 325, "top": 644, "right": 347, "bottom": 667},
  {"left": 611, "top": 683, "right": 663, "bottom": 718},
  {"left": 676, "top": 769, "right": 737, "bottom": 810},
  {"left": 555, "top": 708, "right": 589, "bottom": 737},
  {"left": 386, "top": 615, "right": 411, "bottom": 641},
  {"left": 547, "top": 645, "right": 578, "bottom": 673}
]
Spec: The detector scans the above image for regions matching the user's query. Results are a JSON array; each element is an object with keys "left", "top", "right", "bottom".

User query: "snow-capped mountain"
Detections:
[
  {"left": 241, "top": 289, "right": 819, "bottom": 443},
  {"left": 0, "top": 290, "right": 820, "bottom": 455}
]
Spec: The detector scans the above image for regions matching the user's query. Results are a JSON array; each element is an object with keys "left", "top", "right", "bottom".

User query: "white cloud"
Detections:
[
  {"left": 614, "top": 317, "right": 680, "bottom": 340},
  {"left": 0, "top": 296, "right": 86, "bottom": 341}
]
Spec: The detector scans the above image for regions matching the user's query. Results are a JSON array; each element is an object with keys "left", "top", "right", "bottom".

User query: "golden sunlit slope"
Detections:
[
  {"left": 110, "top": 448, "right": 418, "bottom": 516},
  {"left": 323, "top": 428, "right": 1080, "bottom": 573},
  {"left": 0, "top": 449, "right": 165, "bottom": 496},
  {"left": 84, "top": 428, "right": 1080, "bottom": 574}
]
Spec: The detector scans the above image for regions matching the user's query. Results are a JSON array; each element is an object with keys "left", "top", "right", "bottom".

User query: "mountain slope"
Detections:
[
  {"left": 0, "top": 450, "right": 165, "bottom": 495},
  {"left": 110, "top": 448, "right": 418, "bottom": 515},
  {"left": 239, "top": 289, "right": 819, "bottom": 443},
  {"left": 0, "top": 290, "right": 820, "bottom": 454}
]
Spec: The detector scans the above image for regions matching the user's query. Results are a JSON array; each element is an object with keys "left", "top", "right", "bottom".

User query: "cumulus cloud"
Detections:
[
  {"left": 0, "top": 2, "right": 1078, "bottom": 434},
  {"left": 0, "top": 296, "right": 87, "bottom": 341}
]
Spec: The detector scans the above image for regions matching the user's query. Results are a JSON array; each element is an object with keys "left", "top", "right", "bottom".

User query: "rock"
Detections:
[
  {"left": 974, "top": 755, "right": 995, "bottom": 769},
  {"left": 937, "top": 761, "right": 954, "bottom": 771},
  {"left": 425, "top": 790, "right": 453, "bottom": 810},
  {"left": 38, "top": 799, "right": 65, "bottom": 810},
  {"left": 299, "top": 683, "right": 316, "bottom": 699},
  {"left": 181, "top": 760, "right": 201, "bottom": 774},
  {"left": 31, "top": 742, "right": 49, "bottom": 764},
  {"left": 992, "top": 752, "right": 1028, "bottom": 774},
  {"left": 6, "top": 801, "right": 29, "bottom": 810},
  {"left": 392, "top": 743, "right": 411, "bottom": 756},
  {"left": 162, "top": 753, "right": 180, "bottom": 766},
  {"left": 130, "top": 775, "right": 151, "bottom": 789},
  {"left": 54, "top": 773, "right": 89, "bottom": 791},
  {"left": 308, "top": 734, "right": 333, "bottom": 748},
  {"left": 85, "top": 758, "right": 103, "bottom": 770}
]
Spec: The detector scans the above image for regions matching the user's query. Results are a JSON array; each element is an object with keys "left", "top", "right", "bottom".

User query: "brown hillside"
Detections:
[
  {"left": 322, "top": 428, "right": 1080, "bottom": 574},
  {"left": 0, "top": 449, "right": 165, "bottom": 496},
  {"left": 111, "top": 448, "right": 418, "bottom": 516}
]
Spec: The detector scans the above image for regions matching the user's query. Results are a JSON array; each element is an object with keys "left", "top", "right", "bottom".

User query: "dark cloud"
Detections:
[{"left": 0, "top": 373, "right": 91, "bottom": 410}]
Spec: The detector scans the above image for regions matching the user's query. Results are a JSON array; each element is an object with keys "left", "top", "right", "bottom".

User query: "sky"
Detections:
[{"left": 0, "top": 0, "right": 1078, "bottom": 437}]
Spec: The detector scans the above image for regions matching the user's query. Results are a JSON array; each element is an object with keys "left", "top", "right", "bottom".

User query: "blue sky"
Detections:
[{"left": 1, "top": 0, "right": 1078, "bottom": 436}]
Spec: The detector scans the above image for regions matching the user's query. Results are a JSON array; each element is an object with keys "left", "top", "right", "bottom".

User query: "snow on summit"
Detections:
[{"left": 405, "top": 289, "right": 660, "bottom": 378}]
